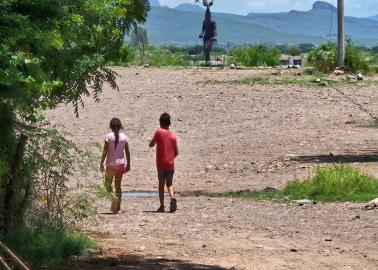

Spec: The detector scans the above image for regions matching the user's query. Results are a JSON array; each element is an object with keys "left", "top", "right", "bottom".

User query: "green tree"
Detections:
[
  {"left": 130, "top": 26, "right": 149, "bottom": 65},
  {"left": 0, "top": 0, "right": 149, "bottom": 231},
  {"left": 286, "top": 45, "right": 301, "bottom": 56}
]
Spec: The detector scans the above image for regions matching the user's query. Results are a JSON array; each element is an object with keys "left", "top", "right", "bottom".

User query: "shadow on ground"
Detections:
[
  {"left": 62, "top": 251, "right": 230, "bottom": 270},
  {"left": 289, "top": 152, "right": 378, "bottom": 164}
]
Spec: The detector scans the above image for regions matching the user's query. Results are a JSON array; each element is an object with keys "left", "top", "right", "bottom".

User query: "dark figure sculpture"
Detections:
[{"left": 199, "top": 0, "right": 217, "bottom": 63}]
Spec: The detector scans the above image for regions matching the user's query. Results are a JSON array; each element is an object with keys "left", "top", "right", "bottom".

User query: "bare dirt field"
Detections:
[{"left": 47, "top": 68, "right": 378, "bottom": 270}]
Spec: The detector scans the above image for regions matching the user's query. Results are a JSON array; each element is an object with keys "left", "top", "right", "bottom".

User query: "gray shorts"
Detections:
[{"left": 158, "top": 170, "right": 174, "bottom": 181}]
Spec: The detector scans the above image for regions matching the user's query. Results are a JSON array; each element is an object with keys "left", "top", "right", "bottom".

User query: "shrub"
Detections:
[
  {"left": 282, "top": 165, "right": 378, "bottom": 202},
  {"left": 218, "top": 165, "right": 378, "bottom": 203},
  {"left": 307, "top": 43, "right": 337, "bottom": 73},
  {"left": 286, "top": 45, "right": 301, "bottom": 56},
  {"left": 2, "top": 228, "right": 95, "bottom": 268},
  {"left": 25, "top": 128, "right": 96, "bottom": 231},
  {"left": 229, "top": 45, "right": 280, "bottom": 67},
  {"left": 146, "top": 47, "right": 187, "bottom": 67},
  {"left": 345, "top": 39, "right": 371, "bottom": 73},
  {"left": 307, "top": 41, "right": 372, "bottom": 74},
  {"left": 113, "top": 45, "right": 136, "bottom": 66}
]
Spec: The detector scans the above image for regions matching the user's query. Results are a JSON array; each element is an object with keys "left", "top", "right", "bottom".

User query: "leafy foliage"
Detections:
[
  {"left": 282, "top": 165, "right": 378, "bottom": 202},
  {"left": 307, "top": 41, "right": 372, "bottom": 74},
  {"left": 129, "top": 26, "right": 149, "bottom": 65},
  {"left": 345, "top": 39, "right": 371, "bottom": 73},
  {"left": 307, "top": 43, "right": 337, "bottom": 73},
  {"left": 0, "top": 0, "right": 149, "bottom": 232},
  {"left": 229, "top": 45, "right": 280, "bottom": 67},
  {"left": 217, "top": 165, "right": 378, "bottom": 203},
  {"left": 25, "top": 127, "right": 97, "bottom": 231},
  {"left": 2, "top": 228, "right": 95, "bottom": 268},
  {"left": 145, "top": 47, "right": 188, "bottom": 66}
]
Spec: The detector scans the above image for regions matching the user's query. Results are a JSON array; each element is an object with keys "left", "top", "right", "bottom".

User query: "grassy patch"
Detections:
[
  {"left": 2, "top": 228, "right": 96, "bottom": 268},
  {"left": 96, "top": 186, "right": 117, "bottom": 201},
  {"left": 215, "top": 165, "right": 378, "bottom": 203}
]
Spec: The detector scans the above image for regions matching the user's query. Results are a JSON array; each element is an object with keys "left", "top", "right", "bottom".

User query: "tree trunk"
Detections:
[{"left": 4, "top": 133, "right": 28, "bottom": 230}]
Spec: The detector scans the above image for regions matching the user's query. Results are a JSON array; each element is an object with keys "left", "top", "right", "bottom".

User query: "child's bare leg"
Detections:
[
  {"left": 166, "top": 179, "right": 174, "bottom": 200},
  {"left": 104, "top": 174, "right": 114, "bottom": 193},
  {"left": 114, "top": 174, "right": 123, "bottom": 208},
  {"left": 158, "top": 179, "right": 165, "bottom": 206}
]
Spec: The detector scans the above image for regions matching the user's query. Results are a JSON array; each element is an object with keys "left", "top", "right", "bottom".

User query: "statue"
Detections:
[{"left": 198, "top": 0, "right": 217, "bottom": 64}]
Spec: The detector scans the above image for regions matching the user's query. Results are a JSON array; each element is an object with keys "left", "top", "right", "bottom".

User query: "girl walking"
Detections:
[{"left": 100, "top": 118, "right": 130, "bottom": 214}]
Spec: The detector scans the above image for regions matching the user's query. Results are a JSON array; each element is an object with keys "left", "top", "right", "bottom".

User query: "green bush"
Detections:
[
  {"left": 345, "top": 39, "right": 371, "bottom": 73},
  {"left": 229, "top": 45, "right": 280, "bottom": 67},
  {"left": 113, "top": 45, "right": 136, "bottom": 66},
  {"left": 2, "top": 228, "right": 95, "bottom": 268},
  {"left": 282, "top": 165, "right": 378, "bottom": 202},
  {"left": 307, "top": 43, "right": 337, "bottom": 73},
  {"left": 146, "top": 47, "right": 187, "bottom": 67},
  {"left": 307, "top": 41, "right": 372, "bottom": 74},
  {"left": 218, "top": 165, "right": 378, "bottom": 203}
]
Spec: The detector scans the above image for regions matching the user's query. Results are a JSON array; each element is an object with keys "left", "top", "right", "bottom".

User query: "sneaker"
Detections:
[
  {"left": 170, "top": 198, "right": 177, "bottom": 213},
  {"left": 157, "top": 205, "right": 165, "bottom": 213}
]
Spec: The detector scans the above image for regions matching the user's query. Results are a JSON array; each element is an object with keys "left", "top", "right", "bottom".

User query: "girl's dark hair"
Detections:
[
  {"left": 109, "top": 118, "right": 123, "bottom": 149},
  {"left": 159, "top": 112, "right": 171, "bottom": 126}
]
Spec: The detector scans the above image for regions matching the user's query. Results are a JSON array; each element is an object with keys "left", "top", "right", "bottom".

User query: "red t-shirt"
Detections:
[{"left": 152, "top": 128, "right": 178, "bottom": 170}]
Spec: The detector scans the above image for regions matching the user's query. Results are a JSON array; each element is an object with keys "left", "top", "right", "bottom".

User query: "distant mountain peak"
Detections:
[{"left": 312, "top": 1, "right": 336, "bottom": 11}]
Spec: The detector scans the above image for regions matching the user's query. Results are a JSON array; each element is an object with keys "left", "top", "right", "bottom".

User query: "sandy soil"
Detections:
[{"left": 47, "top": 68, "right": 378, "bottom": 270}]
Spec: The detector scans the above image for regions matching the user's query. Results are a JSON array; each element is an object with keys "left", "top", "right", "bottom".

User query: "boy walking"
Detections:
[{"left": 149, "top": 113, "right": 179, "bottom": 213}]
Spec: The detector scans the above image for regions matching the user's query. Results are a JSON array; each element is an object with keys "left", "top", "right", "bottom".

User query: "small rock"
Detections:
[
  {"left": 357, "top": 73, "right": 363, "bottom": 80},
  {"left": 319, "top": 81, "right": 328, "bottom": 87},
  {"left": 143, "top": 64, "right": 150, "bottom": 68},
  {"left": 334, "top": 69, "right": 345, "bottom": 76},
  {"left": 230, "top": 63, "right": 236, "bottom": 69},
  {"left": 365, "top": 198, "right": 378, "bottom": 210},
  {"left": 325, "top": 239, "right": 332, "bottom": 242},
  {"left": 347, "top": 75, "right": 357, "bottom": 83},
  {"left": 294, "top": 199, "right": 314, "bottom": 206},
  {"left": 352, "top": 215, "right": 361, "bottom": 220},
  {"left": 202, "top": 244, "right": 207, "bottom": 248},
  {"left": 262, "top": 186, "right": 278, "bottom": 193},
  {"left": 290, "top": 248, "right": 298, "bottom": 252}
]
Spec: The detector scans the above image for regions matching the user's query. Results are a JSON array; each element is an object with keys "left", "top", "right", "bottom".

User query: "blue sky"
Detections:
[{"left": 158, "top": 0, "right": 378, "bottom": 17}]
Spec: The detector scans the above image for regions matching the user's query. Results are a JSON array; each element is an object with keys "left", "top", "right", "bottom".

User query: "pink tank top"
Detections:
[{"left": 105, "top": 132, "right": 128, "bottom": 166}]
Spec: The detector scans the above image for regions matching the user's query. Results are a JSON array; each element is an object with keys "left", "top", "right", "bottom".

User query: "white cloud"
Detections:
[{"left": 158, "top": 0, "right": 378, "bottom": 17}]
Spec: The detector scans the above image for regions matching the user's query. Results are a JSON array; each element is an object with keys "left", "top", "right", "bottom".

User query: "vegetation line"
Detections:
[{"left": 212, "top": 165, "right": 378, "bottom": 203}]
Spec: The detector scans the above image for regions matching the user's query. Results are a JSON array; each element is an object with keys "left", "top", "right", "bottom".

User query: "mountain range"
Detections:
[{"left": 144, "top": 1, "right": 378, "bottom": 46}]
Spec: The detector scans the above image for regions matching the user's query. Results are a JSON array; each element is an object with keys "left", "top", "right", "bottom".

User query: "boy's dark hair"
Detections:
[
  {"left": 109, "top": 118, "right": 123, "bottom": 131},
  {"left": 159, "top": 112, "right": 171, "bottom": 127}
]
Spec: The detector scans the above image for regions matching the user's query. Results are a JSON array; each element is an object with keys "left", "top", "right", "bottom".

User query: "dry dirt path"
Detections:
[{"left": 48, "top": 68, "right": 378, "bottom": 269}]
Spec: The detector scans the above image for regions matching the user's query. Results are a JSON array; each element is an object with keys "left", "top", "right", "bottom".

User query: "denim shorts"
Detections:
[{"left": 158, "top": 170, "right": 174, "bottom": 181}]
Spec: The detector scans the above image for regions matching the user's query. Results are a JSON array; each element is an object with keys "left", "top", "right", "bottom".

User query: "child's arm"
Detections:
[
  {"left": 149, "top": 139, "right": 155, "bottom": 148},
  {"left": 125, "top": 142, "right": 131, "bottom": 172},
  {"left": 149, "top": 132, "right": 157, "bottom": 147},
  {"left": 100, "top": 142, "right": 108, "bottom": 172}
]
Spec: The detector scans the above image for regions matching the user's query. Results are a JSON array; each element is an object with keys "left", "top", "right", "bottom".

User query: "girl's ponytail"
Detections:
[
  {"left": 109, "top": 118, "right": 123, "bottom": 149},
  {"left": 114, "top": 131, "right": 119, "bottom": 149}
]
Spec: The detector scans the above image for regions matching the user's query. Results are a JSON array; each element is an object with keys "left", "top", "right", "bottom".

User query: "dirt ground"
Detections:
[{"left": 47, "top": 68, "right": 378, "bottom": 270}]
